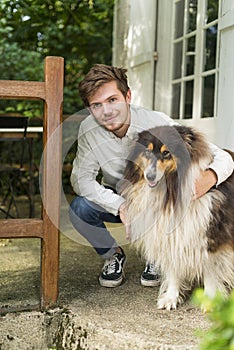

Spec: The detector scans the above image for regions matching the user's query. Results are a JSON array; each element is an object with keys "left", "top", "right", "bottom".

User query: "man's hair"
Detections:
[{"left": 78, "top": 64, "right": 130, "bottom": 107}]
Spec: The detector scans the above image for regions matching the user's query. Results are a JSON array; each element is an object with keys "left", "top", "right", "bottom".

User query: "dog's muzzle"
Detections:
[{"left": 144, "top": 165, "right": 164, "bottom": 188}]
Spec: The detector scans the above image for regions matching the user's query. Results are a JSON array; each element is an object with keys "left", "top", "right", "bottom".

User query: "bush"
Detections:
[{"left": 193, "top": 289, "right": 234, "bottom": 350}]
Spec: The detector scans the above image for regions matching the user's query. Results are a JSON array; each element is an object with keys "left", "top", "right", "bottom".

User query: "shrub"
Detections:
[{"left": 193, "top": 289, "right": 234, "bottom": 350}]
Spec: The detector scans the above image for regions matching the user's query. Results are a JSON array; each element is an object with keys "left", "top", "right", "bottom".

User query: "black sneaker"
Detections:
[
  {"left": 99, "top": 247, "right": 126, "bottom": 287},
  {"left": 141, "top": 262, "right": 161, "bottom": 287}
]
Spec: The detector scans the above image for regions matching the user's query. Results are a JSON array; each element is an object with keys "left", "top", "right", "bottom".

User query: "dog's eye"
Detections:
[{"left": 162, "top": 150, "right": 170, "bottom": 158}]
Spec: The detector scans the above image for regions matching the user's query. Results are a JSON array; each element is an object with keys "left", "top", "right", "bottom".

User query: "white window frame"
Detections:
[
  {"left": 171, "top": 0, "right": 221, "bottom": 122},
  {"left": 155, "top": 0, "right": 221, "bottom": 141}
]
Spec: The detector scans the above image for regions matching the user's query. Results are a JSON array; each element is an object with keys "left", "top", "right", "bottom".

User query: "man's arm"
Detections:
[
  {"left": 70, "top": 127, "right": 125, "bottom": 215},
  {"left": 166, "top": 116, "right": 233, "bottom": 198},
  {"left": 208, "top": 143, "right": 234, "bottom": 185},
  {"left": 193, "top": 144, "right": 233, "bottom": 199}
]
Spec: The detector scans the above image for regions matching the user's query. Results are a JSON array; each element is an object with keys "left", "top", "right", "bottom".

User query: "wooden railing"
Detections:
[{"left": 0, "top": 56, "right": 64, "bottom": 308}]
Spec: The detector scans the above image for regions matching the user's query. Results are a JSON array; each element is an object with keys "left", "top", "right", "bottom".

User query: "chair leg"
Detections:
[
  {"left": 9, "top": 181, "right": 20, "bottom": 218},
  {"left": 0, "top": 179, "right": 18, "bottom": 218},
  {"left": 0, "top": 206, "right": 15, "bottom": 219},
  {"left": 28, "top": 138, "right": 35, "bottom": 218}
]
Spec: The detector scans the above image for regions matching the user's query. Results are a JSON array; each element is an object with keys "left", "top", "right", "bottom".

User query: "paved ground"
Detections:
[{"left": 0, "top": 196, "right": 210, "bottom": 349}]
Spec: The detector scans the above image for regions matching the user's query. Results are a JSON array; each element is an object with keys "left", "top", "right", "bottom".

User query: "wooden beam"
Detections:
[
  {"left": 0, "top": 81, "right": 45, "bottom": 100},
  {"left": 0, "top": 219, "right": 43, "bottom": 238}
]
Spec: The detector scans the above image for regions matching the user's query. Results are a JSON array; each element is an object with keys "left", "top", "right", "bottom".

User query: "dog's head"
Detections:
[
  {"left": 123, "top": 125, "right": 209, "bottom": 188},
  {"left": 130, "top": 130, "right": 177, "bottom": 187}
]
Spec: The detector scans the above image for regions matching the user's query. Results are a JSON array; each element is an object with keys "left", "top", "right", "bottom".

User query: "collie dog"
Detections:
[{"left": 121, "top": 125, "right": 234, "bottom": 310}]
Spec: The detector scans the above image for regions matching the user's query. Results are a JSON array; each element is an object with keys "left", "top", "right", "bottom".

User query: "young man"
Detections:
[{"left": 69, "top": 64, "right": 233, "bottom": 288}]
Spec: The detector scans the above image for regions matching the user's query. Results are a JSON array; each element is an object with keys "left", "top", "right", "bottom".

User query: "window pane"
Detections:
[
  {"left": 186, "top": 36, "right": 196, "bottom": 76},
  {"left": 172, "top": 83, "right": 181, "bottom": 119},
  {"left": 202, "top": 75, "right": 215, "bottom": 118},
  {"left": 204, "top": 25, "right": 217, "bottom": 71},
  {"left": 187, "top": 0, "right": 197, "bottom": 33},
  {"left": 173, "top": 41, "right": 183, "bottom": 79},
  {"left": 184, "top": 80, "right": 194, "bottom": 119},
  {"left": 174, "top": 0, "right": 185, "bottom": 38},
  {"left": 207, "top": 0, "right": 218, "bottom": 23}
]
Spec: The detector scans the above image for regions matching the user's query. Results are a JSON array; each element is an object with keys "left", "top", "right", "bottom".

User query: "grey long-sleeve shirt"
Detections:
[{"left": 70, "top": 105, "right": 234, "bottom": 215}]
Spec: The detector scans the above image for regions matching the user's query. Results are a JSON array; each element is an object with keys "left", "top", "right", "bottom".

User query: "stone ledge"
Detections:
[{"left": 0, "top": 308, "right": 198, "bottom": 350}]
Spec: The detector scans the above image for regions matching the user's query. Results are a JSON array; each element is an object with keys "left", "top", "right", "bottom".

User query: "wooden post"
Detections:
[{"left": 41, "top": 56, "right": 64, "bottom": 307}]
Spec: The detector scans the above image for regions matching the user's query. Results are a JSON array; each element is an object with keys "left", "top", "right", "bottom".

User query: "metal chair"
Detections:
[{"left": 0, "top": 116, "right": 29, "bottom": 218}]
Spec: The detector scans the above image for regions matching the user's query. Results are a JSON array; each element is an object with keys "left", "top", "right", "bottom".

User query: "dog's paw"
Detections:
[{"left": 157, "top": 296, "right": 178, "bottom": 310}]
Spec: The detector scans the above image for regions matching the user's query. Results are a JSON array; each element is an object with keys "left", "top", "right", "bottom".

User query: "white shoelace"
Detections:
[
  {"left": 103, "top": 256, "right": 119, "bottom": 274},
  {"left": 146, "top": 263, "right": 158, "bottom": 275}
]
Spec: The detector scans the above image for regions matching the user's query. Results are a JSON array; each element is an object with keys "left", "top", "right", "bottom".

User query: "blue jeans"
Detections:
[{"left": 69, "top": 196, "right": 122, "bottom": 259}]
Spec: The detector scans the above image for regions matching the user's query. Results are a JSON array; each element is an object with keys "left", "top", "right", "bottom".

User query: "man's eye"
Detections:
[
  {"left": 109, "top": 98, "right": 117, "bottom": 103},
  {"left": 91, "top": 103, "right": 102, "bottom": 109}
]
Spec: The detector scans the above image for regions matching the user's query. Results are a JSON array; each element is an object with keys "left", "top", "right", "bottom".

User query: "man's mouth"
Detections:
[{"left": 104, "top": 115, "right": 117, "bottom": 123}]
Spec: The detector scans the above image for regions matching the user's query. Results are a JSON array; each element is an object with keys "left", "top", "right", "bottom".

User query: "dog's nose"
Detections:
[{"left": 145, "top": 171, "right": 156, "bottom": 182}]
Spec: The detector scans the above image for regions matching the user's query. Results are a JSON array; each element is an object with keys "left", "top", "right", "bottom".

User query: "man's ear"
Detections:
[{"left": 126, "top": 89, "right": 131, "bottom": 104}]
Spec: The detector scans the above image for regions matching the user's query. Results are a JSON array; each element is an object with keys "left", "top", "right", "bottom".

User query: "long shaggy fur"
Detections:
[{"left": 121, "top": 125, "right": 234, "bottom": 310}]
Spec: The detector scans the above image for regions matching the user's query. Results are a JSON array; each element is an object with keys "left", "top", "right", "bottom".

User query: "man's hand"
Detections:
[
  {"left": 193, "top": 169, "right": 217, "bottom": 200},
  {"left": 119, "top": 202, "right": 131, "bottom": 239},
  {"left": 119, "top": 202, "right": 127, "bottom": 224}
]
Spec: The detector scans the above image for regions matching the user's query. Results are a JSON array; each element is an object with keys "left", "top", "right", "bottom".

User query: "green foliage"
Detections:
[
  {"left": 193, "top": 289, "right": 234, "bottom": 350},
  {"left": 0, "top": 0, "right": 114, "bottom": 195},
  {"left": 0, "top": 0, "right": 114, "bottom": 115}
]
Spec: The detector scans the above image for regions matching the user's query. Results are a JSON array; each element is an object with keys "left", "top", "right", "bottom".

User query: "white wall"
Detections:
[
  {"left": 115, "top": 0, "right": 157, "bottom": 109},
  {"left": 154, "top": 0, "right": 173, "bottom": 115},
  {"left": 216, "top": 0, "right": 234, "bottom": 150},
  {"left": 113, "top": 0, "right": 130, "bottom": 67}
]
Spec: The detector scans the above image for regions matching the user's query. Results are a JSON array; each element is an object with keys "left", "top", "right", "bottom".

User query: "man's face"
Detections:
[{"left": 88, "top": 81, "right": 131, "bottom": 137}]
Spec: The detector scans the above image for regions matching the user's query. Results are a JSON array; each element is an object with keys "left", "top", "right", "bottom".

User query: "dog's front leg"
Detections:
[
  {"left": 157, "top": 272, "right": 180, "bottom": 310},
  {"left": 203, "top": 273, "right": 217, "bottom": 299}
]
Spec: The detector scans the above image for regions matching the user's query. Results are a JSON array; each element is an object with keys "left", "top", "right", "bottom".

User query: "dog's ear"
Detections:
[
  {"left": 176, "top": 126, "right": 196, "bottom": 150},
  {"left": 175, "top": 125, "right": 211, "bottom": 163},
  {"left": 184, "top": 130, "right": 196, "bottom": 148}
]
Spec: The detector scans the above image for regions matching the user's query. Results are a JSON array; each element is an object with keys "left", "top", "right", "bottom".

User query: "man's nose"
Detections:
[{"left": 102, "top": 102, "right": 112, "bottom": 114}]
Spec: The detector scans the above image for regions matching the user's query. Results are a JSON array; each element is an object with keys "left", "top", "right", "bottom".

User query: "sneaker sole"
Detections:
[
  {"left": 99, "top": 258, "right": 126, "bottom": 288},
  {"left": 99, "top": 275, "right": 123, "bottom": 288},
  {"left": 140, "top": 277, "right": 161, "bottom": 287}
]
